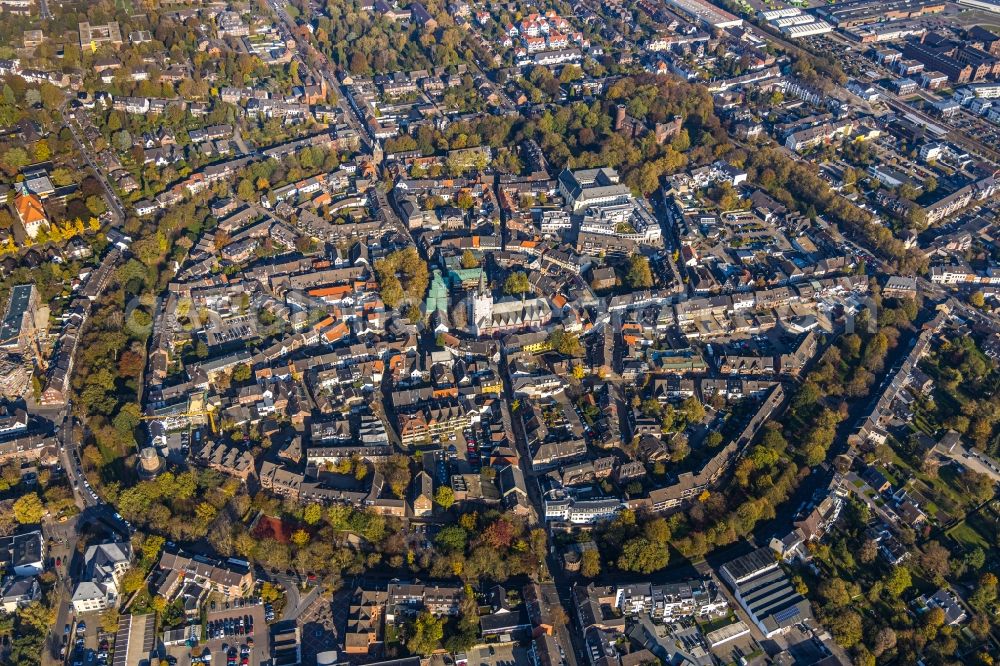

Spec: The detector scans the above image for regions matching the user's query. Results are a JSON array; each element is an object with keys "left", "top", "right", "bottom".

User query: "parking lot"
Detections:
[
  {"left": 162, "top": 605, "right": 269, "bottom": 666},
  {"left": 65, "top": 614, "right": 112, "bottom": 666},
  {"left": 165, "top": 641, "right": 260, "bottom": 666},
  {"left": 207, "top": 604, "right": 267, "bottom": 642},
  {"left": 467, "top": 642, "right": 533, "bottom": 666}
]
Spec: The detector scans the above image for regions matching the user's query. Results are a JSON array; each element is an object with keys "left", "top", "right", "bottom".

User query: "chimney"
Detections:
[{"left": 615, "top": 104, "right": 627, "bottom": 131}]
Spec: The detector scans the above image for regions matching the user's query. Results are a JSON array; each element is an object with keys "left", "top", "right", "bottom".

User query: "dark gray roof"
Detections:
[
  {"left": 721, "top": 546, "right": 777, "bottom": 583},
  {"left": 480, "top": 608, "right": 530, "bottom": 633}
]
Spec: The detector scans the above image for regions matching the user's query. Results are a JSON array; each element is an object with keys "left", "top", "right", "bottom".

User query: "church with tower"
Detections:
[{"left": 468, "top": 273, "right": 553, "bottom": 337}]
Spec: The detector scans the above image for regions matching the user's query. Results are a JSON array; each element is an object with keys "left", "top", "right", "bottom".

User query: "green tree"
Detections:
[
  {"left": 960, "top": 469, "right": 995, "bottom": 503},
  {"left": 100, "top": 609, "right": 120, "bottom": 634},
  {"left": 625, "top": 255, "right": 653, "bottom": 289},
  {"left": 705, "top": 431, "right": 724, "bottom": 447},
  {"left": 232, "top": 364, "right": 252, "bottom": 382},
  {"left": 13, "top": 493, "right": 45, "bottom": 524},
  {"left": 237, "top": 178, "right": 256, "bottom": 201},
  {"left": 503, "top": 271, "right": 531, "bottom": 295},
  {"left": 141, "top": 534, "right": 165, "bottom": 562},
  {"left": 885, "top": 566, "right": 912, "bottom": 597},
  {"left": 559, "top": 64, "right": 583, "bottom": 83},
  {"left": 710, "top": 182, "right": 741, "bottom": 209},
  {"left": 51, "top": 168, "right": 73, "bottom": 187},
  {"left": 617, "top": 536, "right": 668, "bottom": 574},
  {"left": 303, "top": 503, "right": 323, "bottom": 525},
  {"left": 381, "top": 454, "right": 411, "bottom": 499},
  {"left": 580, "top": 548, "right": 601, "bottom": 578},
  {"left": 970, "top": 572, "right": 997, "bottom": 609},
  {"left": 547, "top": 328, "right": 582, "bottom": 356},
  {"left": 964, "top": 546, "right": 986, "bottom": 572},
  {"left": 112, "top": 403, "right": 142, "bottom": 435},
  {"left": 86, "top": 195, "right": 107, "bottom": 217},
  {"left": 380, "top": 276, "right": 404, "bottom": 309},
  {"left": 898, "top": 183, "right": 920, "bottom": 200},
  {"left": 672, "top": 128, "right": 691, "bottom": 152},
  {"left": 435, "top": 525, "right": 467, "bottom": 552},
  {"left": 819, "top": 577, "right": 852, "bottom": 608},
  {"left": 827, "top": 610, "right": 863, "bottom": 648},
  {"left": 679, "top": 396, "right": 705, "bottom": 424},
  {"left": 120, "top": 568, "right": 147, "bottom": 595},
  {"left": 2, "top": 147, "right": 29, "bottom": 173},
  {"left": 375, "top": 247, "right": 429, "bottom": 308},
  {"left": 460, "top": 249, "right": 479, "bottom": 269},
  {"left": 112, "top": 130, "right": 132, "bottom": 152},
  {"left": 434, "top": 485, "right": 455, "bottom": 510},
  {"left": 33, "top": 141, "right": 51, "bottom": 162},
  {"left": 150, "top": 595, "right": 168, "bottom": 614},
  {"left": 455, "top": 191, "right": 475, "bottom": 209},
  {"left": 906, "top": 204, "right": 928, "bottom": 230},
  {"left": 39, "top": 82, "right": 63, "bottom": 110},
  {"left": 406, "top": 611, "right": 444, "bottom": 655}
]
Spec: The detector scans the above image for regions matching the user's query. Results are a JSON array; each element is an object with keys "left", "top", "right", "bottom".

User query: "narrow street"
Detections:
[
  {"left": 233, "top": 125, "right": 252, "bottom": 156},
  {"left": 63, "top": 107, "right": 126, "bottom": 224},
  {"left": 497, "top": 346, "right": 584, "bottom": 666}
]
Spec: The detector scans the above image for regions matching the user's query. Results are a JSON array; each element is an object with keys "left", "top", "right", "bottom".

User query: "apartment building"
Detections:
[{"left": 72, "top": 541, "right": 132, "bottom": 613}]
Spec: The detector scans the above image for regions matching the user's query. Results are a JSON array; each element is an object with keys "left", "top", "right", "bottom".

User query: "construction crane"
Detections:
[{"left": 139, "top": 406, "right": 218, "bottom": 435}]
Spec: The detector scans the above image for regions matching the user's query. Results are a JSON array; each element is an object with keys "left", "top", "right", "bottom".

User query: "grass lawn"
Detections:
[
  {"left": 934, "top": 465, "right": 972, "bottom": 508},
  {"left": 384, "top": 622, "right": 400, "bottom": 649},
  {"left": 887, "top": 441, "right": 967, "bottom": 515},
  {"left": 966, "top": 510, "right": 999, "bottom": 545},
  {"left": 913, "top": 413, "right": 936, "bottom": 436},
  {"left": 934, "top": 389, "right": 966, "bottom": 419},
  {"left": 880, "top": 466, "right": 901, "bottom": 487},
  {"left": 948, "top": 521, "right": 989, "bottom": 550},
  {"left": 911, "top": 477, "right": 961, "bottom": 517},
  {"left": 699, "top": 612, "right": 737, "bottom": 634}
]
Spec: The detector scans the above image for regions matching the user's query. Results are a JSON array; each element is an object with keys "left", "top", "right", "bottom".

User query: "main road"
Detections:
[
  {"left": 43, "top": 405, "right": 131, "bottom": 666},
  {"left": 263, "top": 0, "right": 371, "bottom": 146},
  {"left": 496, "top": 347, "right": 586, "bottom": 666}
]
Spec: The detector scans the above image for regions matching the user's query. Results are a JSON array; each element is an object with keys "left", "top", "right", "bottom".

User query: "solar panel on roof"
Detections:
[{"left": 773, "top": 606, "right": 802, "bottom": 623}]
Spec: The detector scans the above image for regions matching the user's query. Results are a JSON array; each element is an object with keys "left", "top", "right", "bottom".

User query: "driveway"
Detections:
[
  {"left": 297, "top": 592, "right": 338, "bottom": 664},
  {"left": 284, "top": 584, "right": 322, "bottom": 622},
  {"left": 936, "top": 443, "right": 1000, "bottom": 482}
]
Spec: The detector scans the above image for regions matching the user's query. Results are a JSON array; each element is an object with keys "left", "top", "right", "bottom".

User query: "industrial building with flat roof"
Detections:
[
  {"left": 781, "top": 19, "right": 833, "bottom": 38},
  {"left": 816, "top": 0, "right": 945, "bottom": 28},
  {"left": 662, "top": 0, "right": 743, "bottom": 30},
  {"left": 761, "top": 8, "right": 833, "bottom": 38},
  {"left": 0, "top": 284, "right": 39, "bottom": 353},
  {"left": 720, "top": 546, "right": 814, "bottom": 638}
]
